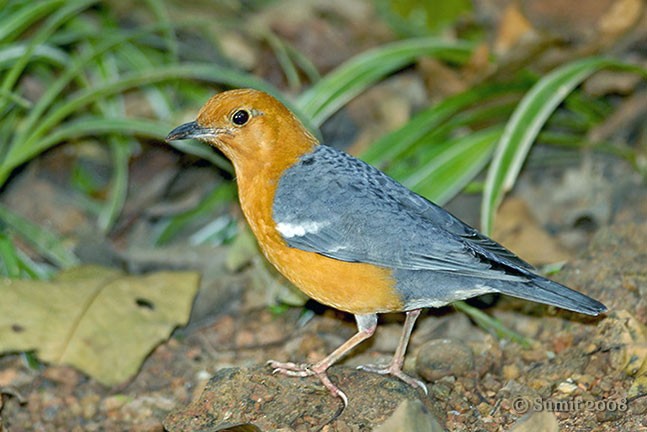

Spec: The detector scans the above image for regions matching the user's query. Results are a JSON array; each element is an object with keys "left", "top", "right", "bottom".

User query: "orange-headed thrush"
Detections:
[{"left": 167, "top": 88, "right": 607, "bottom": 405}]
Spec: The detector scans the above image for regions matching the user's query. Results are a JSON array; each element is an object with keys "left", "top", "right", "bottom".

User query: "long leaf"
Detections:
[
  {"left": 361, "top": 83, "right": 525, "bottom": 170},
  {"left": 90, "top": 52, "right": 133, "bottom": 233},
  {"left": 480, "top": 57, "right": 642, "bottom": 235},
  {"left": 0, "top": 204, "right": 79, "bottom": 269},
  {"left": 297, "top": 37, "right": 474, "bottom": 126},
  {"left": 402, "top": 127, "right": 503, "bottom": 205},
  {"left": 0, "top": 63, "right": 280, "bottom": 184},
  {"left": 13, "top": 24, "right": 177, "bottom": 151},
  {"left": 0, "top": 44, "right": 69, "bottom": 69},
  {"left": 0, "top": 0, "right": 97, "bottom": 112},
  {"left": 0, "top": 0, "right": 65, "bottom": 43},
  {"left": 17, "top": 117, "right": 231, "bottom": 172}
]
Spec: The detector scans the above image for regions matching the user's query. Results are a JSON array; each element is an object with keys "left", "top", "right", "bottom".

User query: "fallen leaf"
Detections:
[
  {"left": 494, "top": 2, "right": 533, "bottom": 56},
  {"left": 0, "top": 265, "right": 199, "bottom": 385},
  {"left": 598, "top": 0, "right": 643, "bottom": 40},
  {"left": 492, "top": 197, "right": 572, "bottom": 266}
]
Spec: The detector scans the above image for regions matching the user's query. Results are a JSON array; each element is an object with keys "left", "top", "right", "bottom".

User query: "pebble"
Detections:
[
  {"left": 468, "top": 335, "right": 502, "bottom": 377},
  {"left": 374, "top": 399, "right": 445, "bottom": 432},
  {"left": 556, "top": 380, "right": 579, "bottom": 395},
  {"left": 80, "top": 394, "right": 100, "bottom": 419},
  {"left": 509, "top": 411, "right": 558, "bottom": 432},
  {"left": 416, "top": 339, "right": 474, "bottom": 381},
  {"left": 101, "top": 394, "right": 131, "bottom": 413},
  {"left": 503, "top": 364, "right": 521, "bottom": 380}
]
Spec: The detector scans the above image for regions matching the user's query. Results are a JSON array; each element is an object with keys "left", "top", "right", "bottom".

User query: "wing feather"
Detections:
[{"left": 273, "top": 146, "right": 533, "bottom": 281}]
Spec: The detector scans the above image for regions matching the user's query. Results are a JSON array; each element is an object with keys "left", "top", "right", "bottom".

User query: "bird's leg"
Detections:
[
  {"left": 358, "top": 309, "right": 428, "bottom": 394},
  {"left": 268, "top": 314, "right": 377, "bottom": 406}
]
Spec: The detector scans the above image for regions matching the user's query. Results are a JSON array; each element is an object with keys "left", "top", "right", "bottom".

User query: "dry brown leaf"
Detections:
[
  {"left": 495, "top": 2, "right": 533, "bottom": 56},
  {"left": 492, "top": 197, "right": 572, "bottom": 266},
  {"left": 0, "top": 265, "right": 200, "bottom": 385}
]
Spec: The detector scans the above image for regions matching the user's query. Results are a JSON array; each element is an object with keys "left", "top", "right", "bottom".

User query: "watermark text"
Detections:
[{"left": 511, "top": 396, "right": 627, "bottom": 414}]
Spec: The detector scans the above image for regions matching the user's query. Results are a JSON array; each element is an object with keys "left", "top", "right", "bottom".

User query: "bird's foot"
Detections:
[
  {"left": 267, "top": 360, "right": 313, "bottom": 377},
  {"left": 357, "top": 363, "right": 428, "bottom": 395},
  {"left": 267, "top": 360, "right": 348, "bottom": 407}
]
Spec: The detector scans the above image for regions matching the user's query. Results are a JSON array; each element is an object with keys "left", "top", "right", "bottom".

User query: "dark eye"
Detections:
[{"left": 231, "top": 109, "right": 250, "bottom": 126}]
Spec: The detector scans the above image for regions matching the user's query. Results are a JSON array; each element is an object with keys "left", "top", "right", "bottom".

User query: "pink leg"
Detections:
[
  {"left": 358, "top": 309, "right": 428, "bottom": 393},
  {"left": 268, "top": 314, "right": 378, "bottom": 407}
]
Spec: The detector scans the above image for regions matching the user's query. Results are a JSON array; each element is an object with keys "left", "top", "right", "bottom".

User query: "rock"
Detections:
[
  {"left": 373, "top": 399, "right": 444, "bottom": 432},
  {"left": 596, "top": 310, "right": 647, "bottom": 375},
  {"left": 556, "top": 380, "right": 579, "bottom": 395},
  {"left": 468, "top": 334, "right": 503, "bottom": 377},
  {"left": 163, "top": 366, "right": 442, "bottom": 431},
  {"left": 416, "top": 339, "right": 474, "bottom": 381},
  {"left": 509, "top": 411, "right": 559, "bottom": 432},
  {"left": 503, "top": 364, "right": 521, "bottom": 380}
]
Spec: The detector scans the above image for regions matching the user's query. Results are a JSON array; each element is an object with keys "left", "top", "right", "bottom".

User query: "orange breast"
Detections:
[
  {"left": 236, "top": 168, "right": 403, "bottom": 315},
  {"left": 261, "top": 235, "right": 402, "bottom": 314}
]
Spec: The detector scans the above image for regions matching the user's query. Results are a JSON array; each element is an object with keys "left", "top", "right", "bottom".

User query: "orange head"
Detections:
[{"left": 166, "top": 89, "right": 318, "bottom": 179}]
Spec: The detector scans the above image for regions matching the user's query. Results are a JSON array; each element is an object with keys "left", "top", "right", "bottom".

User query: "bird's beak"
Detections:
[{"left": 165, "top": 121, "right": 214, "bottom": 142}]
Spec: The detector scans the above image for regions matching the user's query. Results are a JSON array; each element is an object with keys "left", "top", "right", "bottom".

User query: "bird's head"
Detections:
[{"left": 166, "top": 89, "right": 318, "bottom": 176}]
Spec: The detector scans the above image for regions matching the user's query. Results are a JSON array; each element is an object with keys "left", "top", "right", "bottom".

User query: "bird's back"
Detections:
[{"left": 272, "top": 145, "right": 606, "bottom": 315}]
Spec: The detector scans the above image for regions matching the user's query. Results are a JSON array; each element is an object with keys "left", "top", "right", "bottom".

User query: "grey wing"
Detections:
[{"left": 273, "top": 146, "right": 533, "bottom": 280}]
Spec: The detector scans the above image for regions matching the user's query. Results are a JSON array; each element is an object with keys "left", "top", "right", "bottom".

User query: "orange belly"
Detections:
[{"left": 261, "top": 239, "right": 403, "bottom": 314}]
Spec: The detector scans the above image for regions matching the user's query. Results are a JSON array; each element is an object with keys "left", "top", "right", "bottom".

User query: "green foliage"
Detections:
[
  {"left": 376, "top": 0, "right": 473, "bottom": 37},
  {"left": 297, "top": 37, "right": 474, "bottom": 126},
  {"left": 480, "top": 58, "right": 645, "bottom": 235},
  {"left": 0, "top": 0, "right": 644, "bottom": 284},
  {"left": 0, "top": 0, "right": 279, "bottom": 276}
]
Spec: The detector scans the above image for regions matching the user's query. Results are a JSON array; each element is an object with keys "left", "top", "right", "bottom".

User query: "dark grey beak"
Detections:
[{"left": 166, "top": 121, "right": 212, "bottom": 142}]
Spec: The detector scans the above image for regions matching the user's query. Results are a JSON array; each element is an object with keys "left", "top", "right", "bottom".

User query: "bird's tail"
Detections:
[{"left": 496, "top": 276, "right": 607, "bottom": 316}]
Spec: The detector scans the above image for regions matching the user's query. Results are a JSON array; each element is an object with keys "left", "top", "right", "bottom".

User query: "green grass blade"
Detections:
[
  {"left": 98, "top": 140, "right": 131, "bottom": 232},
  {"left": 0, "top": 233, "right": 21, "bottom": 277},
  {"left": 12, "top": 24, "right": 175, "bottom": 150},
  {"left": 115, "top": 41, "right": 173, "bottom": 118},
  {"left": 297, "top": 37, "right": 474, "bottom": 126},
  {"left": 480, "top": 57, "right": 642, "bottom": 235},
  {"left": 0, "top": 63, "right": 279, "bottom": 184},
  {"left": 142, "top": 0, "right": 178, "bottom": 60},
  {"left": 362, "top": 83, "right": 521, "bottom": 169},
  {"left": 0, "top": 204, "right": 79, "bottom": 268},
  {"left": 0, "top": 0, "right": 65, "bottom": 43},
  {"left": 284, "top": 41, "right": 321, "bottom": 84},
  {"left": 89, "top": 52, "right": 134, "bottom": 233},
  {"left": 155, "top": 182, "right": 236, "bottom": 245},
  {"left": 263, "top": 30, "right": 301, "bottom": 91},
  {"left": 0, "top": 232, "right": 50, "bottom": 279},
  {"left": 453, "top": 301, "right": 532, "bottom": 347},
  {"left": 403, "top": 127, "right": 503, "bottom": 205},
  {"left": 15, "top": 117, "right": 232, "bottom": 173},
  {"left": 0, "top": 44, "right": 69, "bottom": 69},
  {"left": 0, "top": 0, "right": 97, "bottom": 112}
]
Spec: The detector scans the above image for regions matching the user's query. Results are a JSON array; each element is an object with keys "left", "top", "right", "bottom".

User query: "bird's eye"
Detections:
[{"left": 231, "top": 109, "right": 250, "bottom": 126}]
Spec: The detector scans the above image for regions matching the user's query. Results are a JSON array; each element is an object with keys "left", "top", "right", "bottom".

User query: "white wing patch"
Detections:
[{"left": 276, "top": 220, "right": 328, "bottom": 238}]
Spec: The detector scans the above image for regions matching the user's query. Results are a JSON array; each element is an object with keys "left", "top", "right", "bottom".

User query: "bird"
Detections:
[{"left": 166, "top": 88, "right": 607, "bottom": 406}]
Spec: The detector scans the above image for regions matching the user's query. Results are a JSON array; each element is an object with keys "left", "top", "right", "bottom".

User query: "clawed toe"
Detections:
[
  {"left": 267, "top": 360, "right": 348, "bottom": 406},
  {"left": 267, "top": 360, "right": 313, "bottom": 377},
  {"left": 357, "top": 363, "right": 427, "bottom": 394},
  {"left": 391, "top": 370, "right": 428, "bottom": 394}
]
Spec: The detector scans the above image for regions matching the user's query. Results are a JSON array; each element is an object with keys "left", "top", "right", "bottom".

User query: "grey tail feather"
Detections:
[{"left": 496, "top": 276, "right": 607, "bottom": 316}]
